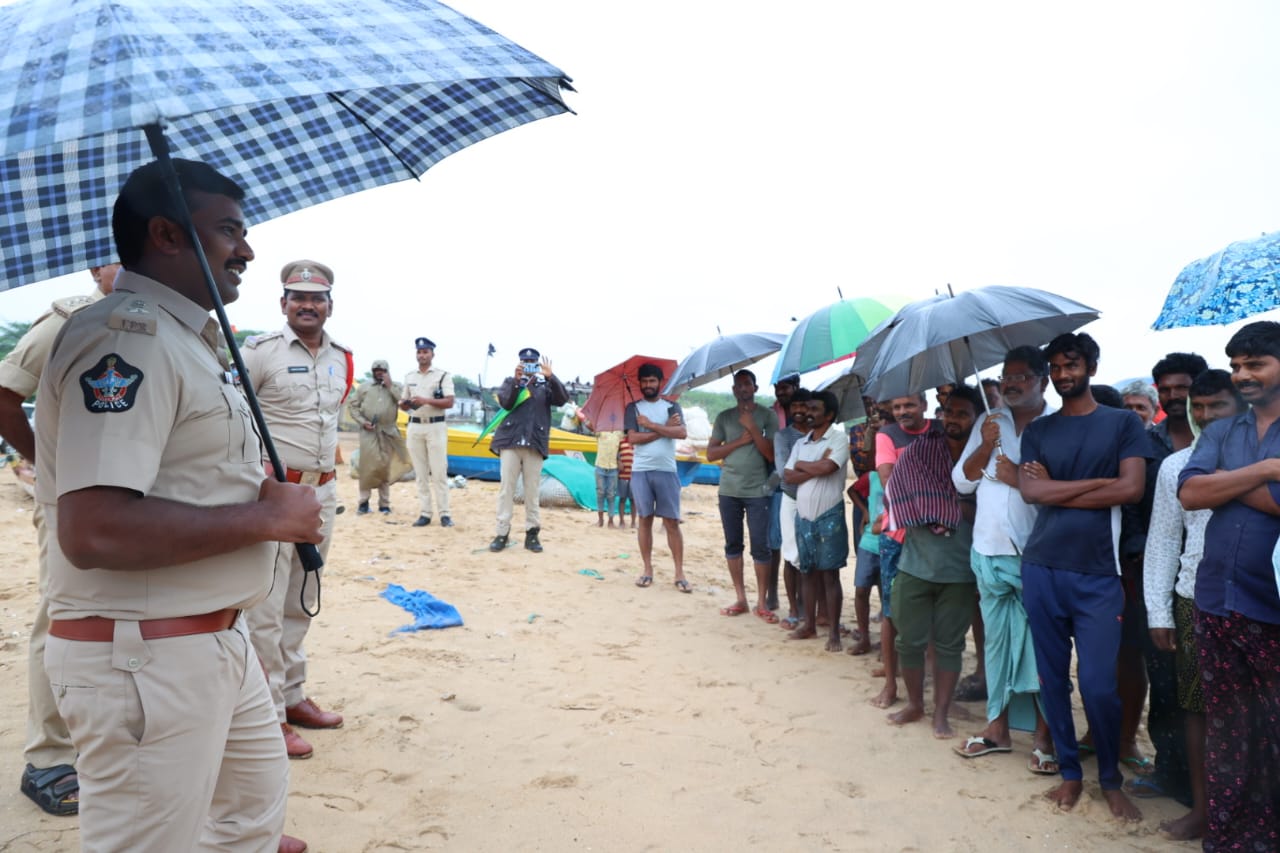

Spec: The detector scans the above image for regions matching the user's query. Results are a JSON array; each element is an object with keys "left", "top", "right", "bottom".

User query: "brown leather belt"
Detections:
[
  {"left": 284, "top": 468, "right": 336, "bottom": 486},
  {"left": 49, "top": 608, "right": 240, "bottom": 642},
  {"left": 409, "top": 415, "right": 445, "bottom": 424}
]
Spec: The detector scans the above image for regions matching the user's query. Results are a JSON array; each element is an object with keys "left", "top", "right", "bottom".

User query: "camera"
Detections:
[{"left": 522, "top": 362, "right": 540, "bottom": 375}]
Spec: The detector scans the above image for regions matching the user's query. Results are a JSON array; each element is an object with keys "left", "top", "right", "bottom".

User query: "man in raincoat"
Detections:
[{"left": 348, "top": 359, "right": 411, "bottom": 513}]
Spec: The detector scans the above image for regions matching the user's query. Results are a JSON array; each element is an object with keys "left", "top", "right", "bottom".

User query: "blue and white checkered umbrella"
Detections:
[
  {"left": 1152, "top": 231, "right": 1280, "bottom": 330},
  {"left": 0, "top": 0, "right": 573, "bottom": 291}
]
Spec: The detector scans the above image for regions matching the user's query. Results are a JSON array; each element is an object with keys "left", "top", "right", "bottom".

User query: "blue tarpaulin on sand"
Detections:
[{"left": 381, "top": 583, "right": 464, "bottom": 633}]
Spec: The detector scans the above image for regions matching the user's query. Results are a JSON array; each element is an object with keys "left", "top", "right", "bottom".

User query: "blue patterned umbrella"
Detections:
[
  {"left": 0, "top": 0, "right": 573, "bottom": 291},
  {"left": 1152, "top": 231, "right": 1280, "bottom": 330}
]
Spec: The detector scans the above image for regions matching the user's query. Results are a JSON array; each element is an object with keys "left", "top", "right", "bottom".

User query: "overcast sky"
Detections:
[{"left": 3, "top": 1, "right": 1279, "bottom": 394}]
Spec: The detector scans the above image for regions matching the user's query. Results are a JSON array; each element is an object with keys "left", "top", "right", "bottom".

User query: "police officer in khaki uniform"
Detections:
[
  {"left": 36, "top": 159, "right": 321, "bottom": 852},
  {"left": 400, "top": 337, "right": 455, "bottom": 527},
  {"left": 0, "top": 265, "right": 118, "bottom": 817},
  {"left": 242, "top": 259, "right": 351, "bottom": 761}
]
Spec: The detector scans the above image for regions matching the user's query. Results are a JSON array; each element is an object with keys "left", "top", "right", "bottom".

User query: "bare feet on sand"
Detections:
[
  {"left": 1102, "top": 789, "right": 1142, "bottom": 822},
  {"left": 870, "top": 685, "right": 898, "bottom": 708},
  {"left": 1159, "top": 811, "right": 1205, "bottom": 840},
  {"left": 932, "top": 711, "right": 955, "bottom": 739},
  {"left": 845, "top": 638, "right": 871, "bottom": 656},
  {"left": 1045, "top": 780, "right": 1083, "bottom": 811},
  {"left": 786, "top": 626, "right": 817, "bottom": 641},
  {"left": 887, "top": 703, "right": 924, "bottom": 726},
  {"left": 824, "top": 638, "right": 842, "bottom": 652}
]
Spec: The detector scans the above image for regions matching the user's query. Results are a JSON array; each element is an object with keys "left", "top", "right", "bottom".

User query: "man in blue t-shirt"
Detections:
[
  {"left": 1018, "top": 333, "right": 1148, "bottom": 822},
  {"left": 624, "top": 362, "right": 690, "bottom": 591}
]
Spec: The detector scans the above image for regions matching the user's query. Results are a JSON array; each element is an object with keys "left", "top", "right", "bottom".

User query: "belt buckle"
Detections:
[{"left": 298, "top": 470, "right": 321, "bottom": 487}]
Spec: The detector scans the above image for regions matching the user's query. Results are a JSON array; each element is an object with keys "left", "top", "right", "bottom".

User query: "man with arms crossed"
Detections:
[
  {"left": 37, "top": 159, "right": 321, "bottom": 852},
  {"left": 1178, "top": 322, "right": 1280, "bottom": 851},
  {"left": 624, "top": 362, "right": 690, "bottom": 591},
  {"left": 783, "top": 390, "right": 850, "bottom": 651},
  {"left": 1019, "top": 332, "right": 1147, "bottom": 821}
]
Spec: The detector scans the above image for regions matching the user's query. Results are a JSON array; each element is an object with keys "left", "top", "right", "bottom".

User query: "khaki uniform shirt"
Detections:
[
  {"left": 401, "top": 367, "right": 454, "bottom": 419},
  {"left": 0, "top": 289, "right": 104, "bottom": 398},
  {"left": 35, "top": 271, "right": 275, "bottom": 620},
  {"left": 241, "top": 325, "right": 351, "bottom": 472},
  {"left": 347, "top": 378, "right": 403, "bottom": 434}
]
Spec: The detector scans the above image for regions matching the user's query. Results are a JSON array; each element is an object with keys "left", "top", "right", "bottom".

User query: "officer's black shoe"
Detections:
[
  {"left": 488, "top": 534, "right": 508, "bottom": 552},
  {"left": 379, "top": 506, "right": 392, "bottom": 515},
  {"left": 357, "top": 501, "right": 370, "bottom": 515},
  {"left": 440, "top": 515, "right": 454, "bottom": 527},
  {"left": 413, "top": 515, "right": 431, "bottom": 527},
  {"left": 525, "top": 527, "right": 543, "bottom": 553}
]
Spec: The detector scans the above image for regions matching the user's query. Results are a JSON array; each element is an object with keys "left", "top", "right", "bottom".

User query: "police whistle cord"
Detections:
[{"left": 145, "top": 124, "right": 325, "bottom": 616}]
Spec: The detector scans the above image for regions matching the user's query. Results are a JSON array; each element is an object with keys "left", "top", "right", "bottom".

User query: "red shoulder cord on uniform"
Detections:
[{"left": 341, "top": 350, "right": 355, "bottom": 404}]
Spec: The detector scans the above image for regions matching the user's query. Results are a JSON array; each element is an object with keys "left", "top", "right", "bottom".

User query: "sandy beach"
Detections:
[{"left": 1, "top": 436, "right": 1197, "bottom": 851}]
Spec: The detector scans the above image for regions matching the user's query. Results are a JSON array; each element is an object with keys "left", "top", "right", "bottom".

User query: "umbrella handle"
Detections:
[{"left": 144, "top": 125, "right": 325, "bottom": 613}]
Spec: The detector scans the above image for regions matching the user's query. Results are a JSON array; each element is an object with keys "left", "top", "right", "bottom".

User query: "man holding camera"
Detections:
[
  {"left": 400, "top": 337, "right": 455, "bottom": 528},
  {"left": 489, "top": 347, "right": 569, "bottom": 553}
]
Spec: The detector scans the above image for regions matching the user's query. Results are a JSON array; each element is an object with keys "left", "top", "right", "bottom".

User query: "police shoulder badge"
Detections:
[{"left": 80, "top": 353, "right": 144, "bottom": 413}]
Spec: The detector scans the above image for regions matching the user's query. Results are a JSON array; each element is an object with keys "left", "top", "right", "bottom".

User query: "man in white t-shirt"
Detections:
[
  {"left": 624, "top": 363, "right": 690, "bottom": 591},
  {"left": 784, "top": 390, "right": 850, "bottom": 651}
]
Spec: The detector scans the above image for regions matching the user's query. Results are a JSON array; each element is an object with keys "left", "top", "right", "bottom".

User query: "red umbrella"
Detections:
[{"left": 580, "top": 355, "right": 679, "bottom": 432}]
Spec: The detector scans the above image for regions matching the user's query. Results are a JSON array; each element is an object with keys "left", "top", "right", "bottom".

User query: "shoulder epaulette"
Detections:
[
  {"left": 51, "top": 294, "right": 96, "bottom": 320},
  {"left": 243, "top": 331, "right": 283, "bottom": 349},
  {"left": 329, "top": 337, "right": 352, "bottom": 354},
  {"left": 106, "top": 297, "right": 157, "bottom": 336}
]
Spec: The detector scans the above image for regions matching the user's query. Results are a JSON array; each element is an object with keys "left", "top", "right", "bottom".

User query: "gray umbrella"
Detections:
[
  {"left": 815, "top": 368, "right": 869, "bottom": 423},
  {"left": 663, "top": 331, "right": 787, "bottom": 395},
  {"left": 852, "top": 286, "right": 1100, "bottom": 402}
]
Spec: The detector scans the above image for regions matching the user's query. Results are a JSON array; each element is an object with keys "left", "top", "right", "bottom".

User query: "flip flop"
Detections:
[
  {"left": 1121, "top": 756, "right": 1155, "bottom": 776},
  {"left": 1028, "top": 748, "right": 1060, "bottom": 775},
  {"left": 720, "top": 602, "right": 749, "bottom": 616},
  {"left": 634, "top": 575, "right": 653, "bottom": 588},
  {"left": 1124, "top": 775, "right": 1169, "bottom": 799},
  {"left": 778, "top": 615, "right": 800, "bottom": 629},
  {"left": 673, "top": 579, "right": 692, "bottom": 594},
  {"left": 953, "top": 736, "right": 1012, "bottom": 759},
  {"left": 754, "top": 606, "right": 779, "bottom": 624}
]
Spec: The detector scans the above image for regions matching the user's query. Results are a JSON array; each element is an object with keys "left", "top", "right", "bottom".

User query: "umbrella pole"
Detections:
[{"left": 143, "top": 124, "right": 325, "bottom": 610}]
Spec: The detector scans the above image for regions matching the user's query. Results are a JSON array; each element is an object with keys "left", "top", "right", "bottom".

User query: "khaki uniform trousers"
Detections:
[
  {"left": 45, "top": 618, "right": 287, "bottom": 852},
  {"left": 406, "top": 421, "right": 449, "bottom": 517},
  {"left": 247, "top": 478, "right": 336, "bottom": 718},
  {"left": 496, "top": 446, "right": 544, "bottom": 536},
  {"left": 25, "top": 503, "right": 77, "bottom": 769}
]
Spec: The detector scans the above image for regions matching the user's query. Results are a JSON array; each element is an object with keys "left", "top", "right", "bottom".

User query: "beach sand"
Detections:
[{"left": 1, "top": 437, "right": 1196, "bottom": 851}]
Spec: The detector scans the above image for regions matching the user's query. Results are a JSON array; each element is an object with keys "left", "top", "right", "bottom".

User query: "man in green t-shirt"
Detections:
[{"left": 708, "top": 370, "right": 776, "bottom": 621}]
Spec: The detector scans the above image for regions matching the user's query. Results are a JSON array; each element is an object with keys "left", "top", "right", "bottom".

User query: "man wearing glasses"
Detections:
[{"left": 951, "top": 346, "right": 1057, "bottom": 771}]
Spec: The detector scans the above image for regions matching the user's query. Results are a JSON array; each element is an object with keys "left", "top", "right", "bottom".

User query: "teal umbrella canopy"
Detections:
[{"left": 772, "top": 297, "right": 903, "bottom": 382}]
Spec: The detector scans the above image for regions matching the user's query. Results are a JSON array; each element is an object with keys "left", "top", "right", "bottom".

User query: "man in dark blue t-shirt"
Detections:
[{"left": 1018, "top": 333, "right": 1148, "bottom": 822}]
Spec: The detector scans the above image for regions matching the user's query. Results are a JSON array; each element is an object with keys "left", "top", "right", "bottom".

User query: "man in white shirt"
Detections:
[
  {"left": 952, "top": 346, "right": 1056, "bottom": 772},
  {"left": 1144, "top": 368, "right": 1245, "bottom": 841},
  {"left": 784, "top": 390, "right": 850, "bottom": 652}
]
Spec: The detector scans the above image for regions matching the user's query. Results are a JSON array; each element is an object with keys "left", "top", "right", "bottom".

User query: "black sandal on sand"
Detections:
[
  {"left": 21, "top": 763, "right": 79, "bottom": 816},
  {"left": 674, "top": 579, "right": 692, "bottom": 593},
  {"left": 635, "top": 575, "right": 653, "bottom": 588}
]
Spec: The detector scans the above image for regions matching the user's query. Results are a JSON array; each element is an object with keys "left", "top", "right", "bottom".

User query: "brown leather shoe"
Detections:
[
  {"left": 286, "top": 697, "right": 344, "bottom": 730},
  {"left": 279, "top": 834, "right": 308, "bottom": 853},
  {"left": 281, "top": 723, "right": 313, "bottom": 759}
]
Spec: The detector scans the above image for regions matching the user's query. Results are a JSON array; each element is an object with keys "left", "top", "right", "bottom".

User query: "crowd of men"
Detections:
[{"left": 2, "top": 156, "right": 1278, "bottom": 850}]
